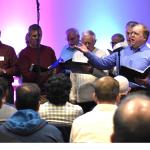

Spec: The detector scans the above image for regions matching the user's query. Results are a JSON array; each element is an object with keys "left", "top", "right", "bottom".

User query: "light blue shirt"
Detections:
[
  {"left": 60, "top": 45, "right": 77, "bottom": 62},
  {"left": 85, "top": 44, "right": 150, "bottom": 87},
  {"left": 86, "top": 44, "right": 150, "bottom": 71}
]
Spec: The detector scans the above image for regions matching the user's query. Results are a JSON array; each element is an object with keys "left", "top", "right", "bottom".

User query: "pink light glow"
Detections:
[{"left": 0, "top": 0, "right": 150, "bottom": 58}]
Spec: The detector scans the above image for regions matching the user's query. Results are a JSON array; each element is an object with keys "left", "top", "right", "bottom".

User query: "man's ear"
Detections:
[
  {"left": 128, "top": 87, "right": 131, "bottom": 93},
  {"left": 110, "top": 132, "right": 115, "bottom": 143},
  {"left": 0, "top": 100, "right": 3, "bottom": 108},
  {"left": 93, "top": 39, "right": 96, "bottom": 45},
  {"left": 36, "top": 100, "right": 41, "bottom": 112},
  {"left": 0, "top": 95, "right": 5, "bottom": 108},
  {"left": 92, "top": 92, "right": 97, "bottom": 103},
  {"left": 116, "top": 94, "right": 121, "bottom": 105}
]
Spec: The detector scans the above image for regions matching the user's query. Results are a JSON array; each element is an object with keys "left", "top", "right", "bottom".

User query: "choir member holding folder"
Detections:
[{"left": 74, "top": 23, "right": 150, "bottom": 91}]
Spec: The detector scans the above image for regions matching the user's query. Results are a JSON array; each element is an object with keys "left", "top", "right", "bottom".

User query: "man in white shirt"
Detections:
[
  {"left": 69, "top": 30, "right": 108, "bottom": 113},
  {"left": 70, "top": 76, "right": 119, "bottom": 143}
]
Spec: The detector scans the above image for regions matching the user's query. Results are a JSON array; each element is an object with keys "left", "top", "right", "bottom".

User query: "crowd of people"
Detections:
[{"left": 0, "top": 21, "right": 150, "bottom": 143}]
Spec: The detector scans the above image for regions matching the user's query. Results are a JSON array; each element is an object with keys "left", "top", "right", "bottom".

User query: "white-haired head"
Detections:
[{"left": 114, "top": 75, "right": 130, "bottom": 94}]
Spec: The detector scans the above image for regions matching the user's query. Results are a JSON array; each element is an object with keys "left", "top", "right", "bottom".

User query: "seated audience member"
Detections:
[
  {"left": 39, "top": 73, "right": 83, "bottom": 142},
  {"left": 39, "top": 73, "right": 83, "bottom": 125},
  {"left": 111, "top": 93, "right": 150, "bottom": 142},
  {"left": 70, "top": 76, "right": 119, "bottom": 143},
  {"left": 59, "top": 28, "right": 80, "bottom": 62},
  {"left": 0, "top": 83, "right": 64, "bottom": 143},
  {"left": 0, "top": 84, "right": 17, "bottom": 142},
  {"left": 0, "top": 77, "right": 17, "bottom": 123},
  {"left": 114, "top": 75, "right": 131, "bottom": 105},
  {"left": 69, "top": 30, "right": 108, "bottom": 113}
]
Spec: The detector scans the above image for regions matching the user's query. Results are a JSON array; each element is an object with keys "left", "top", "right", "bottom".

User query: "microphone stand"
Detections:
[
  {"left": 36, "top": 0, "right": 41, "bottom": 85},
  {"left": 114, "top": 47, "right": 123, "bottom": 75},
  {"left": 36, "top": 0, "right": 40, "bottom": 25},
  {"left": 118, "top": 50, "right": 120, "bottom": 75}
]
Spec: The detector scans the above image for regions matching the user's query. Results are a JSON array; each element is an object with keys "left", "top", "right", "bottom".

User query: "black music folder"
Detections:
[
  {"left": 59, "top": 61, "right": 94, "bottom": 74},
  {"left": 29, "top": 64, "right": 49, "bottom": 73},
  {"left": 29, "top": 61, "right": 105, "bottom": 78},
  {"left": 119, "top": 65, "right": 150, "bottom": 83},
  {"left": 29, "top": 62, "right": 93, "bottom": 74}
]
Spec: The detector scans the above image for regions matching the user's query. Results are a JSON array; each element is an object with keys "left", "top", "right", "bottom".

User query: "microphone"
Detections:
[
  {"left": 29, "top": 57, "right": 64, "bottom": 73},
  {"left": 48, "top": 57, "right": 64, "bottom": 70}
]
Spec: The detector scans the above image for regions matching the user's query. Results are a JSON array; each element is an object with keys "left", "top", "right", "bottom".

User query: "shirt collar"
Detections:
[
  {"left": 93, "top": 104, "right": 117, "bottom": 112},
  {"left": 130, "top": 43, "right": 146, "bottom": 52}
]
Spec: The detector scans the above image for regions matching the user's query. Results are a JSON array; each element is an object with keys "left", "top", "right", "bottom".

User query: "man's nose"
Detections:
[
  {"left": 85, "top": 43, "right": 89, "bottom": 47},
  {"left": 131, "top": 32, "right": 135, "bottom": 37}
]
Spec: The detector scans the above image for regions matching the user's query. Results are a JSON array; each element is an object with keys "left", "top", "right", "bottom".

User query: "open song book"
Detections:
[
  {"left": 119, "top": 65, "right": 150, "bottom": 83},
  {"left": 29, "top": 60, "right": 105, "bottom": 78}
]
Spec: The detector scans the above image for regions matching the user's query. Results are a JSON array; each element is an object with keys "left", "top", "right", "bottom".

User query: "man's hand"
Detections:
[
  {"left": 135, "top": 76, "right": 149, "bottom": 86},
  {"left": 74, "top": 43, "right": 89, "bottom": 53},
  {"left": 0, "top": 68, "right": 6, "bottom": 76}
]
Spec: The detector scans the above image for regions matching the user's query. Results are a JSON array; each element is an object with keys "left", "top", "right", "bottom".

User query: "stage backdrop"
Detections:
[{"left": 0, "top": 0, "right": 150, "bottom": 58}]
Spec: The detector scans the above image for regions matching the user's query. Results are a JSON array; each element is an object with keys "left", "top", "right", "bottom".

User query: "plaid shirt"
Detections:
[{"left": 39, "top": 101, "right": 83, "bottom": 125}]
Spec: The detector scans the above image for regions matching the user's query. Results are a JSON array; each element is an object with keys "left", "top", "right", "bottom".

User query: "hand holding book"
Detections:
[
  {"left": 134, "top": 76, "right": 149, "bottom": 86},
  {"left": 119, "top": 65, "right": 150, "bottom": 86}
]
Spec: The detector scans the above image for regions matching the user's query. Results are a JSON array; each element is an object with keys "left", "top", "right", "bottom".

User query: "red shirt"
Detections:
[
  {"left": 0, "top": 42, "right": 18, "bottom": 83},
  {"left": 18, "top": 44, "right": 57, "bottom": 91}
]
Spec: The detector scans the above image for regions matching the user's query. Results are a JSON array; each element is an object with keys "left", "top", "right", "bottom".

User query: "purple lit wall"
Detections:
[{"left": 0, "top": 0, "right": 150, "bottom": 58}]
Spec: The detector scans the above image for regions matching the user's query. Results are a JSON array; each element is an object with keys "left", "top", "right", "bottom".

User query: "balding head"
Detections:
[
  {"left": 93, "top": 76, "right": 119, "bottom": 103},
  {"left": 114, "top": 75, "right": 130, "bottom": 95},
  {"left": 113, "top": 94, "right": 150, "bottom": 142}
]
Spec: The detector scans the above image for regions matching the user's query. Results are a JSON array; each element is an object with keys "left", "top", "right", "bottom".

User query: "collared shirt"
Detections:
[
  {"left": 70, "top": 104, "right": 117, "bottom": 143},
  {"left": 18, "top": 44, "right": 56, "bottom": 90},
  {"left": 39, "top": 101, "right": 83, "bottom": 125},
  {"left": 85, "top": 44, "right": 150, "bottom": 86},
  {"left": 69, "top": 48, "right": 108, "bottom": 103},
  {"left": 0, "top": 41, "right": 18, "bottom": 83},
  {"left": 60, "top": 45, "right": 77, "bottom": 62},
  {"left": 86, "top": 44, "right": 150, "bottom": 71}
]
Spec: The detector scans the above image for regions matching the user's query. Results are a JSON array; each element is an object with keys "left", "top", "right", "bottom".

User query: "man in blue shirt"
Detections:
[
  {"left": 74, "top": 23, "right": 150, "bottom": 89},
  {"left": 60, "top": 28, "right": 80, "bottom": 62}
]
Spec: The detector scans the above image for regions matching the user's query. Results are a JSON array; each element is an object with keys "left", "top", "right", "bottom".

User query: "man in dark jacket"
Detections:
[{"left": 0, "top": 83, "right": 64, "bottom": 143}]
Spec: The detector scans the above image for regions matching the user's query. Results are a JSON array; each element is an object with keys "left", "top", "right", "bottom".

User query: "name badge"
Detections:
[{"left": 0, "top": 56, "right": 4, "bottom": 61}]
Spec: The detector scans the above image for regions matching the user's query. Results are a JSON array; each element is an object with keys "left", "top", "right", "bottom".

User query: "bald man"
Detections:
[{"left": 112, "top": 93, "right": 150, "bottom": 142}]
